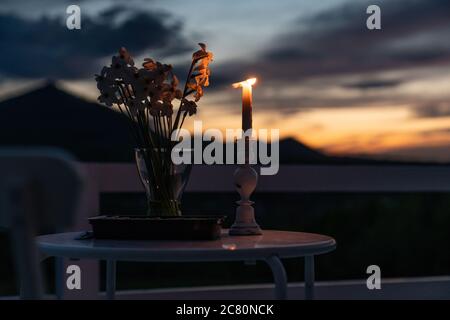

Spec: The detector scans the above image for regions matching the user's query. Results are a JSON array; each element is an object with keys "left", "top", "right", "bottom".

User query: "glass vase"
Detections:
[{"left": 135, "top": 148, "right": 191, "bottom": 216}]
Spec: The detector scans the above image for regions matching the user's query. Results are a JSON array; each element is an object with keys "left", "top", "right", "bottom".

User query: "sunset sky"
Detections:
[{"left": 1, "top": 0, "right": 450, "bottom": 161}]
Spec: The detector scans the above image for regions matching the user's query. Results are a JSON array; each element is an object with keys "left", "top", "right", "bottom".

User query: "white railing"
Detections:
[{"left": 82, "top": 163, "right": 450, "bottom": 193}]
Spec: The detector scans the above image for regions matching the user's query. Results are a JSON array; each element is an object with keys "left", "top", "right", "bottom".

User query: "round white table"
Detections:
[{"left": 36, "top": 230, "right": 336, "bottom": 300}]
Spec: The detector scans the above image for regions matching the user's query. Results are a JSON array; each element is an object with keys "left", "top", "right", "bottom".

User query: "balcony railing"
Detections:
[{"left": 55, "top": 163, "right": 450, "bottom": 300}]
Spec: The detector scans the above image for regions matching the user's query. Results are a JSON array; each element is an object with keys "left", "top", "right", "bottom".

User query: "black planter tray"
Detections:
[{"left": 89, "top": 215, "right": 225, "bottom": 240}]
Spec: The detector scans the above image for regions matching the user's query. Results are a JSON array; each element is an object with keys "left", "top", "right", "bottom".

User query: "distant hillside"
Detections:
[
  {"left": 0, "top": 83, "right": 432, "bottom": 165},
  {"left": 0, "top": 83, "right": 134, "bottom": 161}
]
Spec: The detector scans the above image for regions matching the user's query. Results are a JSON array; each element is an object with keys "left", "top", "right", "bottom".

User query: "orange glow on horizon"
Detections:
[{"left": 58, "top": 79, "right": 450, "bottom": 162}]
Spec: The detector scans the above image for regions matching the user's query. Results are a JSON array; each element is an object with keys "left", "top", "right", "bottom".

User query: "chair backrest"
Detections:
[{"left": 0, "top": 148, "right": 84, "bottom": 299}]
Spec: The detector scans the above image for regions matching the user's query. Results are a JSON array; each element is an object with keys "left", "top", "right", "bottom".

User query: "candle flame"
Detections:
[{"left": 232, "top": 77, "right": 257, "bottom": 88}]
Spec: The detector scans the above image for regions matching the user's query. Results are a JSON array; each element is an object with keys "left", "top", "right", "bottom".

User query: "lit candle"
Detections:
[
  {"left": 230, "top": 77, "right": 262, "bottom": 236},
  {"left": 233, "top": 78, "right": 257, "bottom": 132}
]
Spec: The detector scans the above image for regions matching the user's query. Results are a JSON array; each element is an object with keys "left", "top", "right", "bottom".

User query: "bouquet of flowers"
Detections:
[{"left": 95, "top": 43, "right": 213, "bottom": 216}]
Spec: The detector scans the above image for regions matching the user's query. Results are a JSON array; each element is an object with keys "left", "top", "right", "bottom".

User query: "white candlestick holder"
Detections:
[{"left": 229, "top": 138, "right": 262, "bottom": 236}]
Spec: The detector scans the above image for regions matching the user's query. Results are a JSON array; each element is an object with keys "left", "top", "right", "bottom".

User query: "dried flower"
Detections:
[
  {"left": 127, "top": 97, "right": 146, "bottom": 116},
  {"left": 142, "top": 58, "right": 157, "bottom": 71},
  {"left": 95, "top": 68, "right": 121, "bottom": 106},
  {"left": 130, "top": 69, "right": 154, "bottom": 100},
  {"left": 192, "top": 43, "right": 208, "bottom": 61},
  {"left": 187, "top": 43, "right": 213, "bottom": 101},
  {"left": 149, "top": 100, "right": 163, "bottom": 116},
  {"left": 161, "top": 101, "right": 174, "bottom": 117},
  {"left": 158, "top": 75, "right": 183, "bottom": 103},
  {"left": 95, "top": 44, "right": 213, "bottom": 216},
  {"left": 119, "top": 47, "right": 135, "bottom": 66},
  {"left": 180, "top": 99, "right": 197, "bottom": 116},
  {"left": 109, "top": 55, "right": 136, "bottom": 80}
]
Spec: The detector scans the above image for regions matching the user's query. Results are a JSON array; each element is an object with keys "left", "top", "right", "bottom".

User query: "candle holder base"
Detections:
[
  {"left": 229, "top": 200, "right": 262, "bottom": 236},
  {"left": 229, "top": 152, "right": 262, "bottom": 236},
  {"left": 229, "top": 224, "right": 262, "bottom": 236}
]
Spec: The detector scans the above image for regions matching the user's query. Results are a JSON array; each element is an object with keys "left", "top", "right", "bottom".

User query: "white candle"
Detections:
[{"left": 233, "top": 78, "right": 257, "bottom": 132}]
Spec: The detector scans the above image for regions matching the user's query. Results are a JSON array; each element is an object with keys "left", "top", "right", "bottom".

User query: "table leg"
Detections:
[
  {"left": 106, "top": 260, "right": 116, "bottom": 300},
  {"left": 304, "top": 255, "right": 315, "bottom": 300},
  {"left": 265, "top": 255, "right": 287, "bottom": 300}
]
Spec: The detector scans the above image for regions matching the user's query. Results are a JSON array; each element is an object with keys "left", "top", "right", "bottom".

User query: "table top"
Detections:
[{"left": 36, "top": 230, "right": 336, "bottom": 262}]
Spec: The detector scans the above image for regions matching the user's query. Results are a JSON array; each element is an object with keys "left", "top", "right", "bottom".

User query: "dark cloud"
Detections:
[
  {"left": 343, "top": 79, "right": 402, "bottom": 90},
  {"left": 278, "top": 0, "right": 450, "bottom": 76},
  {"left": 0, "top": 6, "right": 189, "bottom": 78},
  {"left": 414, "top": 102, "right": 450, "bottom": 118},
  {"left": 215, "top": 0, "right": 450, "bottom": 85}
]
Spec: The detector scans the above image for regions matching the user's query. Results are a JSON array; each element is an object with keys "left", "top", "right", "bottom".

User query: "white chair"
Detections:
[{"left": 0, "top": 148, "right": 84, "bottom": 299}]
